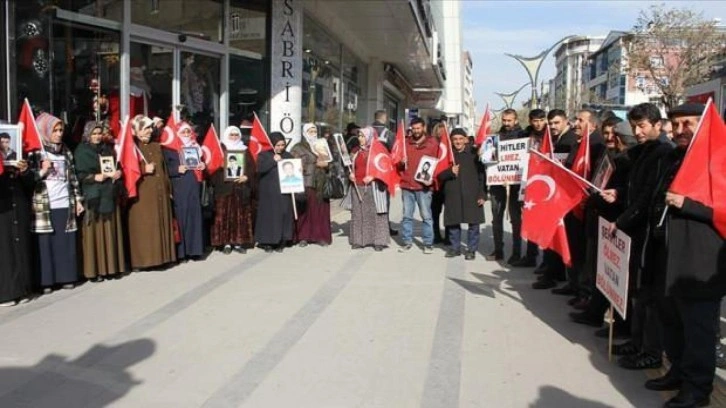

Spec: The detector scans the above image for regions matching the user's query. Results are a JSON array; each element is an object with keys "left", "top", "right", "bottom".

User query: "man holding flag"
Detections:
[
  {"left": 641, "top": 102, "right": 726, "bottom": 407},
  {"left": 397, "top": 117, "right": 439, "bottom": 254}
]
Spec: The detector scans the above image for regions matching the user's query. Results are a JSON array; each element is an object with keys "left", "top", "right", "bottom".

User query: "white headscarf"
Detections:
[
  {"left": 222, "top": 126, "right": 247, "bottom": 151},
  {"left": 302, "top": 123, "right": 318, "bottom": 154},
  {"left": 177, "top": 121, "right": 198, "bottom": 147}
]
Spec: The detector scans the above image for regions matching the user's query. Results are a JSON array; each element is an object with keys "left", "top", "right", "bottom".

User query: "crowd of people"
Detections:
[{"left": 0, "top": 100, "right": 724, "bottom": 407}]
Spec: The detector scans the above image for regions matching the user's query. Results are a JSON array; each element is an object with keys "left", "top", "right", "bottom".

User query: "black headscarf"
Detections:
[{"left": 269, "top": 131, "right": 285, "bottom": 146}]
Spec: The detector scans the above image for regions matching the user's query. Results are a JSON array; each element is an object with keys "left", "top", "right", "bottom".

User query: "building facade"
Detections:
[
  {"left": 551, "top": 35, "right": 604, "bottom": 114},
  {"left": 1, "top": 0, "right": 449, "bottom": 146},
  {"left": 462, "top": 50, "right": 474, "bottom": 133}
]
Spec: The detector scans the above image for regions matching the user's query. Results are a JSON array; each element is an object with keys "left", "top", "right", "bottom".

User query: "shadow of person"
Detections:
[
  {"left": 529, "top": 385, "right": 615, "bottom": 408},
  {"left": 0, "top": 338, "right": 155, "bottom": 407}
]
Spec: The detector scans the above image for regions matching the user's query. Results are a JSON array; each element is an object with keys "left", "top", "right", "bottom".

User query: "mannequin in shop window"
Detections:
[
  {"left": 108, "top": 60, "right": 151, "bottom": 137},
  {"left": 182, "top": 54, "right": 206, "bottom": 117}
]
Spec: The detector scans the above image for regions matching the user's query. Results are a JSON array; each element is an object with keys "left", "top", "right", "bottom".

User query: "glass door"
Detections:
[
  {"left": 129, "top": 41, "right": 173, "bottom": 122},
  {"left": 179, "top": 50, "right": 220, "bottom": 135}
]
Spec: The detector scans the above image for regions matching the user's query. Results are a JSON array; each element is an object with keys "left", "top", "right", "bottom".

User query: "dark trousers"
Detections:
[
  {"left": 37, "top": 208, "right": 79, "bottom": 287},
  {"left": 661, "top": 296, "right": 721, "bottom": 399},
  {"left": 490, "top": 185, "right": 521, "bottom": 255},
  {"left": 431, "top": 191, "right": 448, "bottom": 241},
  {"left": 630, "top": 285, "right": 663, "bottom": 357},
  {"left": 564, "top": 213, "right": 585, "bottom": 291},
  {"left": 448, "top": 224, "right": 480, "bottom": 253},
  {"left": 542, "top": 249, "right": 566, "bottom": 282}
]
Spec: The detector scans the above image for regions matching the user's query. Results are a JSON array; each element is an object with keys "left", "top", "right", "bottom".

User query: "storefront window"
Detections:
[
  {"left": 180, "top": 51, "right": 220, "bottom": 131},
  {"left": 132, "top": 0, "right": 223, "bottom": 43},
  {"left": 229, "top": 0, "right": 267, "bottom": 57},
  {"left": 341, "top": 47, "right": 365, "bottom": 128},
  {"left": 53, "top": 0, "right": 124, "bottom": 22},
  {"left": 302, "top": 16, "right": 343, "bottom": 130},
  {"left": 14, "top": 2, "right": 120, "bottom": 145},
  {"left": 129, "top": 42, "right": 173, "bottom": 121},
  {"left": 229, "top": 55, "right": 266, "bottom": 126}
]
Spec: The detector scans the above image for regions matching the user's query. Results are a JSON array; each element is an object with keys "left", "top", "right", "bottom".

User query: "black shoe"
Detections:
[
  {"left": 445, "top": 249, "right": 461, "bottom": 258},
  {"left": 533, "top": 262, "right": 549, "bottom": 275},
  {"left": 510, "top": 256, "right": 536, "bottom": 267},
  {"left": 717, "top": 341, "right": 726, "bottom": 369},
  {"left": 664, "top": 391, "right": 709, "bottom": 408},
  {"left": 506, "top": 254, "right": 521, "bottom": 265},
  {"left": 569, "top": 311, "right": 603, "bottom": 327},
  {"left": 611, "top": 341, "right": 639, "bottom": 356},
  {"left": 485, "top": 250, "right": 503, "bottom": 261},
  {"left": 532, "top": 279, "right": 557, "bottom": 289},
  {"left": 618, "top": 352, "right": 662, "bottom": 370},
  {"left": 222, "top": 245, "right": 233, "bottom": 255},
  {"left": 464, "top": 251, "right": 476, "bottom": 261},
  {"left": 234, "top": 246, "right": 247, "bottom": 254},
  {"left": 645, "top": 372, "right": 682, "bottom": 391},
  {"left": 352, "top": 245, "right": 363, "bottom": 249},
  {"left": 433, "top": 236, "right": 444, "bottom": 244},
  {"left": 275, "top": 246, "right": 284, "bottom": 253},
  {"left": 551, "top": 285, "right": 577, "bottom": 296},
  {"left": 374, "top": 245, "right": 385, "bottom": 252},
  {"left": 389, "top": 228, "right": 398, "bottom": 236},
  {"left": 594, "top": 325, "right": 631, "bottom": 339}
]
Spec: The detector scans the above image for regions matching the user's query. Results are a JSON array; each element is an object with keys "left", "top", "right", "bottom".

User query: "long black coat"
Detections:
[
  {"left": 254, "top": 150, "right": 294, "bottom": 245},
  {"left": 438, "top": 146, "right": 486, "bottom": 226},
  {"left": 0, "top": 169, "right": 34, "bottom": 301}
]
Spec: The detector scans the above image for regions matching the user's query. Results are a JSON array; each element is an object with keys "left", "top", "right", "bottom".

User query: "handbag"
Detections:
[{"left": 323, "top": 175, "right": 346, "bottom": 200}]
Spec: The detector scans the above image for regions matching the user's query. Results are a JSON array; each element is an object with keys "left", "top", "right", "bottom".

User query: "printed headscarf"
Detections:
[
  {"left": 176, "top": 121, "right": 198, "bottom": 147},
  {"left": 82, "top": 121, "right": 104, "bottom": 143},
  {"left": 132, "top": 115, "right": 153, "bottom": 136},
  {"left": 302, "top": 123, "right": 318, "bottom": 152},
  {"left": 35, "top": 112, "right": 64, "bottom": 153},
  {"left": 358, "top": 126, "right": 376, "bottom": 149},
  {"left": 222, "top": 126, "right": 247, "bottom": 151}
]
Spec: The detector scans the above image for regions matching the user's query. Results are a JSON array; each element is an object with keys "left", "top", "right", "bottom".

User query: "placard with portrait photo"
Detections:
[
  {"left": 277, "top": 158, "right": 305, "bottom": 194},
  {"left": 225, "top": 150, "right": 246, "bottom": 180},
  {"left": 311, "top": 139, "right": 333, "bottom": 163},
  {"left": 479, "top": 135, "right": 499, "bottom": 164},
  {"left": 333, "top": 133, "right": 352, "bottom": 166},
  {"left": 181, "top": 147, "right": 201, "bottom": 168},
  {"left": 99, "top": 156, "right": 116, "bottom": 177},
  {"left": 0, "top": 124, "right": 21, "bottom": 166},
  {"left": 414, "top": 155, "right": 438, "bottom": 183}
]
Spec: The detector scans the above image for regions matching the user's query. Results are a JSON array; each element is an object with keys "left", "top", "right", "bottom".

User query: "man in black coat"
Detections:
[
  {"left": 601, "top": 103, "right": 674, "bottom": 371},
  {"left": 438, "top": 128, "right": 486, "bottom": 260},
  {"left": 643, "top": 103, "right": 726, "bottom": 408},
  {"left": 485, "top": 108, "right": 526, "bottom": 264}
]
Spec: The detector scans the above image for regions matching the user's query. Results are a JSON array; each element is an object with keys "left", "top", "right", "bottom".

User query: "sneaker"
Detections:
[
  {"left": 398, "top": 244, "right": 412, "bottom": 253},
  {"left": 464, "top": 251, "right": 476, "bottom": 261},
  {"left": 222, "top": 245, "right": 233, "bottom": 255},
  {"left": 445, "top": 249, "right": 461, "bottom": 258},
  {"left": 485, "top": 250, "right": 503, "bottom": 261},
  {"left": 0, "top": 301, "right": 18, "bottom": 307},
  {"left": 423, "top": 246, "right": 434, "bottom": 255}
]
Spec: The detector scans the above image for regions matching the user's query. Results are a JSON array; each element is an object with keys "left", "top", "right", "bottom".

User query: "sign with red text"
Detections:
[
  {"left": 596, "top": 217, "right": 631, "bottom": 319},
  {"left": 485, "top": 137, "right": 529, "bottom": 186}
]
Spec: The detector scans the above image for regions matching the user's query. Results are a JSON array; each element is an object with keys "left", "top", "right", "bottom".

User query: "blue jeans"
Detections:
[
  {"left": 401, "top": 189, "right": 433, "bottom": 246},
  {"left": 448, "top": 224, "right": 480, "bottom": 252}
]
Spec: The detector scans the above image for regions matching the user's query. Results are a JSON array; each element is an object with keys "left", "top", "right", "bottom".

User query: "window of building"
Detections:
[
  {"left": 132, "top": 0, "right": 224, "bottom": 43},
  {"left": 635, "top": 75, "right": 646, "bottom": 89},
  {"left": 649, "top": 56, "right": 664, "bottom": 68},
  {"left": 229, "top": 0, "right": 267, "bottom": 57},
  {"left": 50, "top": 0, "right": 124, "bottom": 23},
  {"left": 302, "top": 15, "right": 344, "bottom": 130}
]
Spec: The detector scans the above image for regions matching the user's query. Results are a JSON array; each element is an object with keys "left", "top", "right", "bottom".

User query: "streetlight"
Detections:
[
  {"left": 494, "top": 83, "right": 530, "bottom": 109},
  {"left": 505, "top": 35, "right": 577, "bottom": 108}
]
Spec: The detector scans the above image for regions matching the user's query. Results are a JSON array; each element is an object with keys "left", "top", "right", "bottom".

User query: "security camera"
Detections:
[{"left": 178, "top": 34, "right": 187, "bottom": 43}]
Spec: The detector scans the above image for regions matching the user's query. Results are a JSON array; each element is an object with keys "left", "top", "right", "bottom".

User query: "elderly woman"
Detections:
[
  {"left": 32, "top": 113, "right": 84, "bottom": 292},
  {"left": 165, "top": 121, "right": 205, "bottom": 261},
  {"left": 255, "top": 132, "right": 294, "bottom": 252},
  {"left": 0, "top": 157, "right": 34, "bottom": 306},
  {"left": 74, "top": 122, "right": 126, "bottom": 281},
  {"left": 127, "top": 115, "right": 176, "bottom": 270},
  {"left": 210, "top": 126, "right": 256, "bottom": 254},
  {"left": 290, "top": 123, "right": 332, "bottom": 247},
  {"left": 347, "top": 127, "right": 390, "bottom": 251}
]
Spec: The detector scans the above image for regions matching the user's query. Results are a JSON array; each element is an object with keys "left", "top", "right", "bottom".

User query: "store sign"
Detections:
[
  {"left": 230, "top": 15, "right": 266, "bottom": 41},
  {"left": 270, "top": 0, "right": 302, "bottom": 149}
]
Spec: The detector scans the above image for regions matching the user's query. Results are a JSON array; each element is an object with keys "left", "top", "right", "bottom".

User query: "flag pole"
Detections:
[
  {"left": 530, "top": 149, "right": 602, "bottom": 193},
  {"left": 607, "top": 305, "right": 615, "bottom": 362},
  {"left": 291, "top": 193, "right": 298, "bottom": 220},
  {"left": 347, "top": 164, "right": 363, "bottom": 202}
]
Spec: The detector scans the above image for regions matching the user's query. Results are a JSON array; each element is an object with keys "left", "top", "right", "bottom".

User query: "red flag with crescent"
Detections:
[
  {"left": 571, "top": 122, "right": 591, "bottom": 179},
  {"left": 160, "top": 114, "right": 182, "bottom": 153},
  {"left": 668, "top": 99, "right": 726, "bottom": 238},
  {"left": 201, "top": 124, "right": 224, "bottom": 175},
  {"left": 249, "top": 112, "right": 273, "bottom": 162},
  {"left": 474, "top": 104, "right": 492, "bottom": 147},
  {"left": 521, "top": 152, "right": 589, "bottom": 266},
  {"left": 367, "top": 136, "right": 399, "bottom": 195},
  {"left": 539, "top": 125, "right": 554, "bottom": 159},
  {"left": 18, "top": 98, "right": 43, "bottom": 153},
  {"left": 391, "top": 119, "right": 406, "bottom": 165},
  {"left": 434, "top": 122, "right": 454, "bottom": 178},
  {"left": 117, "top": 116, "right": 142, "bottom": 198}
]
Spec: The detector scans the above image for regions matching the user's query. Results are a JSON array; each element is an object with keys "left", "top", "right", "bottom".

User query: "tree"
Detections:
[{"left": 627, "top": 4, "right": 726, "bottom": 110}]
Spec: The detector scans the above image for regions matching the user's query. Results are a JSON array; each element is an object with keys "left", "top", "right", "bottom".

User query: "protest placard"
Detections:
[
  {"left": 484, "top": 137, "right": 529, "bottom": 186},
  {"left": 596, "top": 216, "right": 631, "bottom": 319}
]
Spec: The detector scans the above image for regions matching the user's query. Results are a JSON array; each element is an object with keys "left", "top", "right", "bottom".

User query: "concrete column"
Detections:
[{"left": 361, "top": 58, "right": 384, "bottom": 124}]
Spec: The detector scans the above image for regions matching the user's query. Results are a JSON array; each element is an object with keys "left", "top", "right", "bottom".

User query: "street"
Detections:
[{"left": 0, "top": 200, "right": 716, "bottom": 407}]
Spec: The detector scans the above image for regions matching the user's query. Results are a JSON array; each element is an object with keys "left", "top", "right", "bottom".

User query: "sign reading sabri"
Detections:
[{"left": 596, "top": 216, "right": 631, "bottom": 319}]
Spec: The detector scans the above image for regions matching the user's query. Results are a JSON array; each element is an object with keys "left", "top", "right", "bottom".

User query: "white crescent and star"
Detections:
[
  {"left": 249, "top": 136, "right": 262, "bottom": 155},
  {"left": 438, "top": 142, "right": 447, "bottom": 161},
  {"left": 373, "top": 153, "right": 390, "bottom": 172},
  {"left": 201, "top": 146, "right": 212, "bottom": 164},
  {"left": 524, "top": 175, "right": 557, "bottom": 210},
  {"left": 161, "top": 127, "right": 175, "bottom": 146}
]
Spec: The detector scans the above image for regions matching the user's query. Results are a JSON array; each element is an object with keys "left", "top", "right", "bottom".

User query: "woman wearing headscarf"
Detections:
[
  {"left": 290, "top": 123, "right": 332, "bottom": 247},
  {"left": 74, "top": 122, "right": 126, "bottom": 281},
  {"left": 164, "top": 121, "right": 205, "bottom": 260},
  {"left": 127, "top": 115, "right": 176, "bottom": 269},
  {"left": 255, "top": 132, "right": 294, "bottom": 252},
  {"left": 347, "top": 127, "right": 390, "bottom": 251},
  {"left": 210, "top": 126, "right": 256, "bottom": 254},
  {"left": 0, "top": 153, "right": 34, "bottom": 306},
  {"left": 32, "top": 113, "right": 84, "bottom": 292}
]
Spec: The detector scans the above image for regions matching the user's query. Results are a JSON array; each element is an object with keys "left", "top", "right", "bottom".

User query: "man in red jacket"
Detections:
[{"left": 398, "top": 117, "right": 439, "bottom": 254}]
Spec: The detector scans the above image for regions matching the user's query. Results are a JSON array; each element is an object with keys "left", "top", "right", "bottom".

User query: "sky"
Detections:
[{"left": 461, "top": 0, "right": 726, "bottom": 117}]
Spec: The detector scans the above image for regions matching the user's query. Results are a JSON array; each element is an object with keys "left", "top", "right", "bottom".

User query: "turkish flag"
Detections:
[
  {"left": 434, "top": 122, "right": 454, "bottom": 178},
  {"left": 571, "top": 122, "right": 591, "bottom": 179},
  {"left": 367, "top": 136, "right": 399, "bottom": 195},
  {"left": 669, "top": 100, "right": 726, "bottom": 238},
  {"left": 201, "top": 124, "right": 224, "bottom": 175},
  {"left": 159, "top": 115, "right": 182, "bottom": 152},
  {"left": 248, "top": 112, "right": 273, "bottom": 162},
  {"left": 474, "top": 104, "right": 492, "bottom": 147},
  {"left": 117, "top": 116, "right": 142, "bottom": 199},
  {"left": 391, "top": 119, "right": 406, "bottom": 165},
  {"left": 521, "top": 152, "right": 589, "bottom": 266},
  {"left": 18, "top": 99, "right": 43, "bottom": 153},
  {"left": 0, "top": 157, "right": 4, "bottom": 176},
  {"left": 539, "top": 125, "right": 554, "bottom": 159}
]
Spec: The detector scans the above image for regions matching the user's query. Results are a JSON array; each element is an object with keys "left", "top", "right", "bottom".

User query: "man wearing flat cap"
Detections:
[{"left": 642, "top": 103, "right": 726, "bottom": 408}]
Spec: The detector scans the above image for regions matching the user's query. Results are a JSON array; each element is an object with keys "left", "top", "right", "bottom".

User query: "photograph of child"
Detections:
[
  {"left": 277, "top": 158, "right": 305, "bottom": 194},
  {"left": 225, "top": 151, "right": 245, "bottom": 179}
]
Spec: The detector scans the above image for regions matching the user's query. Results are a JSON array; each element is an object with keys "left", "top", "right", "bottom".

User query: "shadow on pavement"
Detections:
[
  {"left": 529, "top": 385, "right": 616, "bottom": 408},
  {"left": 0, "top": 338, "right": 155, "bottom": 407}
]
